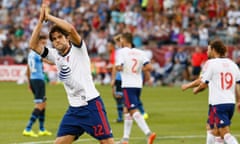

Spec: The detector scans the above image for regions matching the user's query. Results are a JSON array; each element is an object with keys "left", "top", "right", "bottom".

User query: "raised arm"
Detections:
[
  {"left": 44, "top": 8, "right": 82, "bottom": 45},
  {"left": 29, "top": 4, "right": 46, "bottom": 54}
]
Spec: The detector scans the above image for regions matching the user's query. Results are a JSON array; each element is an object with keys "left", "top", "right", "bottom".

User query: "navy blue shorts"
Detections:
[
  {"left": 30, "top": 79, "right": 46, "bottom": 103},
  {"left": 57, "top": 97, "right": 113, "bottom": 141},
  {"left": 122, "top": 88, "right": 141, "bottom": 110},
  {"left": 207, "top": 104, "right": 235, "bottom": 129}
]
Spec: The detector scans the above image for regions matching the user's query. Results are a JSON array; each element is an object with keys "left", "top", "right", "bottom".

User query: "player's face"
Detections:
[
  {"left": 38, "top": 39, "right": 47, "bottom": 48},
  {"left": 51, "top": 31, "right": 70, "bottom": 54}
]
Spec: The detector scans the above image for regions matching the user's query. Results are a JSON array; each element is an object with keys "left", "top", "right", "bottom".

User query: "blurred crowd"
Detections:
[{"left": 1, "top": 0, "right": 240, "bottom": 85}]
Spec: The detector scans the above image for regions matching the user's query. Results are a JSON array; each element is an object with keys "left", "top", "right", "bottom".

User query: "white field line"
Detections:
[{"left": 12, "top": 134, "right": 240, "bottom": 144}]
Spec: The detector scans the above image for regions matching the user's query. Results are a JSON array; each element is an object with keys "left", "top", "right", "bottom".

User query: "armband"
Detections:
[{"left": 41, "top": 47, "right": 49, "bottom": 58}]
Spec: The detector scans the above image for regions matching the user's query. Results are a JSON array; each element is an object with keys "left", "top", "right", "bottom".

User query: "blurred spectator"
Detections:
[
  {"left": 232, "top": 46, "right": 240, "bottom": 67},
  {"left": 226, "top": 23, "right": 239, "bottom": 44},
  {"left": 198, "top": 24, "right": 209, "bottom": 46},
  {"left": 190, "top": 46, "right": 208, "bottom": 80},
  {"left": 94, "top": 27, "right": 108, "bottom": 59},
  {"left": 151, "top": 58, "right": 164, "bottom": 86},
  {"left": 1, "top": 0, "right": 240, "bottom": 85}
]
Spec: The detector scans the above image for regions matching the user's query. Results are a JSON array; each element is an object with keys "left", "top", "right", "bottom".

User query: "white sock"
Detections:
[
  {"left": 215, "top": 136, "right": 224, "bottom": 144},
  {"left": 206, "top": 130, "right": 215, "bottom": 144},
  {"left": 123, "top": 113, "right": 133, "bottom": 139},
  {"left": 132, "top": 111, "right": 151, "bottom": 135},
  {"left": 224, "top": 133, "right": 239, "bottom": 144}
]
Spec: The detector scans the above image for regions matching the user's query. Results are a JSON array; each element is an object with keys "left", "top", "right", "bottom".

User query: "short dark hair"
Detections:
[
  {"left": 209, "top": 39, "right": 227, "bottom": 57},
  {"left": 39, "top": 35, "right": 47, "bottom": 40},
  {"left": 121, "top": 32, "right": 132, "bottom": 44},
  {"left": 49, "top": 25, "right": 69, "bottom": 41}
]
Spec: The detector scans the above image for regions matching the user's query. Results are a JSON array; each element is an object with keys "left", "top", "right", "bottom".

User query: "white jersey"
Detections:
[
  {"left": 201, "top": 58, "right": 240, "bottom": 105},
  {"left": 115, "top": 47, "right": 149, "bottom": 88},
  {"left": 45, "top": 41, "right": 99, "bottom": 107}
]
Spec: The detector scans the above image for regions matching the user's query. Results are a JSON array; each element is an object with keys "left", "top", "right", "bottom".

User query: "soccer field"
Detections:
[{"left": 1, "top": 82, "right": 240, "bottom": 144}]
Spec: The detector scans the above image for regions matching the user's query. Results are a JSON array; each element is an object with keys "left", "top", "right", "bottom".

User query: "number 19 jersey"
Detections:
[{"left": 201, "top": 58, "right": 240, "bottom": 105}]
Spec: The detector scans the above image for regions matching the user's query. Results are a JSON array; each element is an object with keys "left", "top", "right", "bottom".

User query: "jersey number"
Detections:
[
  {"left": 93, "top": 124, "right": 104, "bottom": 136},
  {"left": 29, "top": 59, "right": 37, "bottom": 73},
  {"left": 131, "top": 58, "right": 138, "bottom": 73},
  {"left": 220, "top": 72, "right": 233, "bottom": 90}
]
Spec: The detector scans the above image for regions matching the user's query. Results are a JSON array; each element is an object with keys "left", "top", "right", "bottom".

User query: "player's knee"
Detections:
[
  {"left": 211, "top": 128, "right": 220, "bottom": 136},
  {"left": 54, "top": 136, "right": 75, "bottom": 144},
  {"left": 218, "top": 126, "right": 230, "bottom": 138}
]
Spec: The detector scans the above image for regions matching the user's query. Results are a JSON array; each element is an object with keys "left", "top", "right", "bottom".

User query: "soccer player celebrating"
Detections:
[
  {"left": 28, "top": 3, "right": 114, "bottom": 144},
  {"left": 181, "top": 39, "right": 240, "bottom": 144},
  {"left": 115, "top": 32, "right": 156, "bottom": 144},
  {"left": 23, "top": 35, "right": 52, "bottom": 137}
]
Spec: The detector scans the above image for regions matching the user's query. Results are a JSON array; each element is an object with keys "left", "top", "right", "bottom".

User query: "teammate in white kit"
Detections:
[
  {"left": 181, "top": 39, "right": 240, "bottom": 144},
  {"left": 115, "top": 32, "right": 156, "bottom": 144},
  {"left": 28, "top": 4, "right": 114, "bottom": 144}
]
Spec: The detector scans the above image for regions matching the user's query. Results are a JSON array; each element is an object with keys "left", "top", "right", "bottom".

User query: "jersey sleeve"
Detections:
[
  {"left": 200, "top": 60, "right": 213, "bottom": 84},
  {"left": 234, "top": 64, "right": 240, "bottom": 83},
  {"left": 115, "top": 49, "right": 124, "bottom": 66},
  {"left": 142, "top": 51, "right": 150, "bottom": 65}
]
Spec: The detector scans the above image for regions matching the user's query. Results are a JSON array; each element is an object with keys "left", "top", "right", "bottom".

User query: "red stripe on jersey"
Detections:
[{"left": 96, "top": 100, "right": 110, "bottom": 135}]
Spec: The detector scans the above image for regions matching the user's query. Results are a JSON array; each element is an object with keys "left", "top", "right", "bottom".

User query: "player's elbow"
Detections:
[
  {"left": 116, "top": 65, "right": 123, "bottom": 71},
  {"left": 143, "top": 63, "right": 153, "bottom": 72},
  {"left": 69, "top": 25, "right": 77, "bottom": 34},
  {"left": 29, "top": 40, "right": 37, "bottom": 50}
]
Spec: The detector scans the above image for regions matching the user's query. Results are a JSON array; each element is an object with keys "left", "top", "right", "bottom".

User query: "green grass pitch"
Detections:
[{"left": 0, "top": 82, "right": 239, "bottom": 144}]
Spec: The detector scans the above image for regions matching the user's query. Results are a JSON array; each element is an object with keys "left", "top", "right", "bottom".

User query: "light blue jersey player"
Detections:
[
  {"left": 28, "top": 50, "right": 44, "bottom": 80},
  {"left": 23, "top": 35, "right": 52, "bottom": 137}
]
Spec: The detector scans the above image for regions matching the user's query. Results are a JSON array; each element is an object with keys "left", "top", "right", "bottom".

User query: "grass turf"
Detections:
[{"left": 0, "top": 82, "right": 239, "bottom": 144}]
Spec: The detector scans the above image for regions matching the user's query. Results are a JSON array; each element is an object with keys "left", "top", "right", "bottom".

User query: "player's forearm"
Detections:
[
  {"left": 47, "top": 14, "right": 73, "bottom": 34},
  {"left": 46, "top": 14, "right": 81, "bottom": 45},
  {"left": 235, "top": 84, "right": 240, "bottom": 103},
  {"left": 181, "top": 78, "right": 201, "bottom": 91},
  {"left": 188, "top": 78, "right": 201, "bottom": 88},
  {"left": 26, "top": 66, "right": 31, "bottom": 82},
  {"left": 193, "top": 82, "right": 207, "bottom": 94},
  {"left": 111, "top": 66, "right": 116, "bottom": 80},
  {"left": 29, "top": 22, "right": 43, "bottom": 54},
  {"left": 143, "top": 70, "right": 151, "bottom": 82}
]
